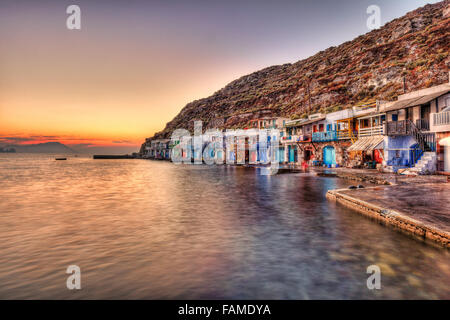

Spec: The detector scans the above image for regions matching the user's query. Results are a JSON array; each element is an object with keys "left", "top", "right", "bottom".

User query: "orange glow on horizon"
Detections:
[
  {"left": 0, "top": 133, "right": 141, "bottom": 149},
  {"left": 0, "top": 3, "right": 271, "bottom": 151}
]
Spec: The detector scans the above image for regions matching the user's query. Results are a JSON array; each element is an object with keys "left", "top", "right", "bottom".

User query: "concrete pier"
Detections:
[
  {"left": 327, "top": 183, "right": 450, "bottom": 247},
  {"left": 93, "top": 154, "right": 135, "bottom": 159}
]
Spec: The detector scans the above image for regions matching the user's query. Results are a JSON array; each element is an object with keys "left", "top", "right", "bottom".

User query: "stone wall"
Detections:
[{"left": 295, "top": 140, "right": 352, "bottom": 166}]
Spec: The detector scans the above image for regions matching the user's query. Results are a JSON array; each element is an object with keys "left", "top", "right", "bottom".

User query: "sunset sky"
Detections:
[{"left": 0, "top": 0, "right": 441, "bottom": 153}]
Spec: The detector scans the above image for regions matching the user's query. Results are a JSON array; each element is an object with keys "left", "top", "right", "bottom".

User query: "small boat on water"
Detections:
[{"left": 55, "top": 158, "right": 67, "bottom": 161}]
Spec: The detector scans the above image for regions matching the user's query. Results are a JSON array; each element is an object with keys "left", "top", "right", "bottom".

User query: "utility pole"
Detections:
[
  {"left": 402, "top": 67, "right": 407, "bottom": 94},
  {"left": 403, "top": 75, "right": 407, "bottom": 93},
  {"left": 306, "top": 75, "right": 312, "bottom": 111}
]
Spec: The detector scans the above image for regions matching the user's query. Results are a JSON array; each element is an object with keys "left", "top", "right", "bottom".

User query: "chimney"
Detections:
[{"left": 403, "top": 75, "right": 407, "bottom": 93}]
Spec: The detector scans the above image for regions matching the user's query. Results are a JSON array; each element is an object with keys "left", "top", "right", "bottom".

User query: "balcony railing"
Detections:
[
  {"left": 312, "top": 131, "right": 337, "bottom": 142},
  {"left": 387, "top": 119, "right": 433, "bottom": 135},
  {"left": 386, "top": 120, "right": 412, "bottom": 136},
  {"left": 337, "top": 130, "right": 358, "bottom": 140},
  {"left": 386, "top": 120, "right": 434, "bottom": 152},
  {"left": 298, "top": 134, "right": 311, "bottom": 142},
  {"left": 415, "top": 119, "right": 430, "bottom": 131},
  {"left": 281, "top": 135, "right": 295, "bottom": 142},
  {"left": 359, "top": 125, "right": 384, "bottom": 137},
  {"left": 432, "top": 111, "right": 450, "bottom": 126},
  {"left": 281, "top": 134, "right": 311, "bottom": 143}
]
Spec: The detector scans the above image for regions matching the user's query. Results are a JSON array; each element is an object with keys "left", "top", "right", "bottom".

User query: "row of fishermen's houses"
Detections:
[{"left": 142, "top": 79, "right": 450, "bottom": 174}]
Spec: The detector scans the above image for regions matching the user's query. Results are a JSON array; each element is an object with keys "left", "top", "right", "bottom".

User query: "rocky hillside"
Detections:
[{"left": 150, "top": 1, "right": 450, "bottom": 140}]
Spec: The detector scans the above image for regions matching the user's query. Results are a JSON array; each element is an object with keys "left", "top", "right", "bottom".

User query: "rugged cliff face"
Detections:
[{"left": 149, "top": 1, "right": 449, "bottom": 141}]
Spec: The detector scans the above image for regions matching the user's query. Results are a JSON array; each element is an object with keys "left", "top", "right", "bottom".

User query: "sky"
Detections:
[{"left": 0, "top": 0, "right": 442, "bottom": 154}]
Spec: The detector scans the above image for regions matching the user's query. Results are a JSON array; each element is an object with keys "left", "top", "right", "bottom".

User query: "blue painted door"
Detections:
[
  {"left": 323, "top": 146, "right": 336, "bottom": 166},
  {"left": 279, "top": 148, "right": 285, "bottom": 163},
  {"left": 216, "top": 150, "right": 223, "bottom": 161},
  {"left": 289, "top": 146, "right": 295, "bottom": 163}
]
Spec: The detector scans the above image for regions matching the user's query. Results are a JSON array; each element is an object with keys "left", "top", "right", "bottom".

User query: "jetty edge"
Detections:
[
  {"left": 327, "top": 185, "right": 450, "bottom": 248},
  {"left": 93, "top": 154, "right": 137, "bottom": 159}
]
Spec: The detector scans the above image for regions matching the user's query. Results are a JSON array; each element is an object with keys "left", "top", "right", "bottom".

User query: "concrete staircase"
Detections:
[{"left": 409, "top": 152, "right": 437, "bottom": 174}]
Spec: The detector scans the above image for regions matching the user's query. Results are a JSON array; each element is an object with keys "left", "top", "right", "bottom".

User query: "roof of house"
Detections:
[
  {"left": 347, "top": 135, "right": 384, "bottom": 152},
  {"left": 356, "top": 110, "right": 386, "bottom": 119},
  {"left": 384, "top": 89, "right": 450, "bottom": 112},
  {"left": 250, "top": 116, "right": 289, "bottom": 122},
  {"left": 285, "top": 116, "right": 326, "bottom": 127}
]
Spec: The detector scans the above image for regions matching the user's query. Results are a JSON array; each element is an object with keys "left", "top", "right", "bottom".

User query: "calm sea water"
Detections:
[{"left": 0, "top": 154, "right": 448, "bottom": 299}]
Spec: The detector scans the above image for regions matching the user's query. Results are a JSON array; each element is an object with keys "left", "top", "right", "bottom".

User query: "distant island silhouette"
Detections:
[
  {"left": 2, "top": 142, "right": 77, "bottom": 154},
  {"left": 0, "top": 147, "right": 16, "bottom": 153}
]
